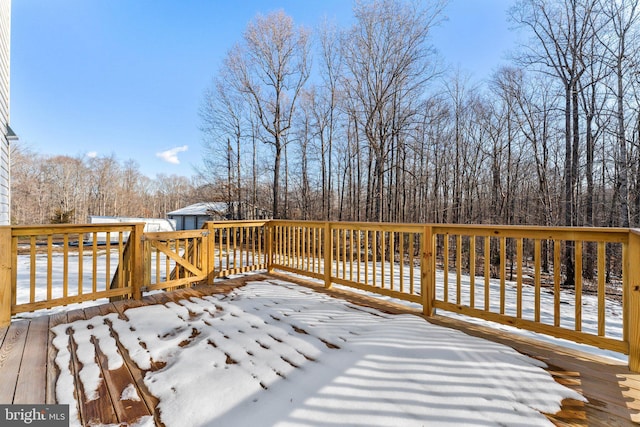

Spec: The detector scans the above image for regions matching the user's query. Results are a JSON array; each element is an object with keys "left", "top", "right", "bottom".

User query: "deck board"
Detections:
[
  {"left": 0, "top": 325, "right": 8, "bottom": 347},
  {"left": 13, "top": 315, "right": 49, "bottom": 404},
  {"left": 101, "top": 304, "right": 160, "bottom": 426},
  {"left": 95, "top": 303, "right": 154, "bottom": 424},
  {"left": 0, "top": 273, "right": 638, "bottom": 426},
  {"left": 47, "top": 312, "right": 69, "bottom": 404},
  {"left": 68, "top": 309, "right": 120, "bottom": 426},
  {"left": 0, "top": 320, "right": 29, "bottom": 403}
]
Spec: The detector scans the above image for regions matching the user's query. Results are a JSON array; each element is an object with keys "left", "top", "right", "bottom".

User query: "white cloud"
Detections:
[
  {"left": 86, "top": 151, "right": 98, "bottom": 158},
  {"left": 156, "top": 145, "right": 188, "bottom": 164}
]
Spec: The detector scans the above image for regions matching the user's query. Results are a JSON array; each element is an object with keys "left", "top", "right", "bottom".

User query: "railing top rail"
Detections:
[
  {"left": 5, "top": 221, "right": 633, "bottom": 240},
  {"left": 10, "top": 223, "right": 146, "bottom": 237},
  {"left": 205, "top": 220, "right": 270, "bottom": 228},
  {"left": 430, "top": 223, "right": 629, "bottom": 233},
  {"left": 431, "top": 224, "right": 629, "bottom": 242},
  {"left": 144, "top": 230, "right": 208, "bottom": 240},
  {"left": 268, "top": 220, "right": 328, "bottom": 227},
  {"left": 268, "top": 220, "right": 427, "bottom": 232},
  {"left": 329, "top": 222, "right": 426, "bottom": 233},
  {"left": 262, "top": 220, "right": 631, "bottom": 240}
]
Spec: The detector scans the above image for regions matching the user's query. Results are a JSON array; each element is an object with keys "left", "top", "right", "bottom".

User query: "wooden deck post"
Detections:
[
  {"left": 627, "top": 229, "right": 640, "bottom": 372},
  {"left": 421, "top": 225, "right": 435, "bottom": 317},
  {"left": 324, "top": 222, "right": 332, "bottom": 289},
  {"left": 131, "top": 223, "right": 145, "bottom": 300},
  {"left": 204, "top": 222, "right": 214, "bottom": 285},
  {"left": 0, "top": 227, "right": 11, "bottom": 326},
  {"left": 266, "top": 222, "right": 274, "bottom": 274},
  {"left": 143, "top": 238, "right": 151, "bottom": 289}
]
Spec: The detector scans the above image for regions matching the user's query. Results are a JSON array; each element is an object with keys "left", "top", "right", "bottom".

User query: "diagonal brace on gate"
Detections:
[{"left": 150, "top": 240, "right": 203, "bottom": 277}]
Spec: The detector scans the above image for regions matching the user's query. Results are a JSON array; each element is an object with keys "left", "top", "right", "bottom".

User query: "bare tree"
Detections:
[
  {"left": 511, "top": 0, "right": 598, "bottom": 286},
  {"left": 10, "top": 143, "right": 51, "bottom": 223},
  {"left": 10, "top": 143, "right": 202, "bottom": 224},
  {"left": 316, "top": 18, "right": 343, "bottom": 220},
  {"left": 47, "top": 155, "right": 87, "bottom": 222},
  {"left": 598, "top": 0, "right": 639, "bottom": 227},
  {"left": 200, "top": 69, "right": 248, "bottom": 219},
  {"left": 226, "top": 10, "right": 311, "bottom": 218},
  {"left": 341, "top": 0, "right": 445, "bottom": 222}
]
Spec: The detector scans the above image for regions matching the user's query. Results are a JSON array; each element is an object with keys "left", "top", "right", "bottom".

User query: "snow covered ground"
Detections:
[{"left": 51, "top": 279, "right": 584, "bottom": 427}]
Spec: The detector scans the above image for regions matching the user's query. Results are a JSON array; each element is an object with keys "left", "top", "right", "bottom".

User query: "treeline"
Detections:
[
  {"left": 9, "top": 145, "right": 204, "bottom": 224},
  {"left": 200, "top": 0, "right": 640, "bottom": 227}
]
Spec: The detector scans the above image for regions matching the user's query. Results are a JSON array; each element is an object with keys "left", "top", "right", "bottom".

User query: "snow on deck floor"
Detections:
[{"left": 52, "top": 279, "right": 584, "bottom": 427}]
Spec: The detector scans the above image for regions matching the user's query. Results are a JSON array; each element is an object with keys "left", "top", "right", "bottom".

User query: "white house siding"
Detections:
[{"left": 0, "top": 0, "right": 10, "bottom": 225}]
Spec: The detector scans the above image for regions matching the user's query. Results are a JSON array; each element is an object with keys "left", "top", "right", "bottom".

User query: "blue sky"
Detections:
[{"left": 10, "top": 0, "right": 517, "bottom": 179}]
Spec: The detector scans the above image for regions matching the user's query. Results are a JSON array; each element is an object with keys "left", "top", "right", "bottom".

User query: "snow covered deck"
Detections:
[{"left": 1, "top": 273, "right": 638, "bottom": 426}]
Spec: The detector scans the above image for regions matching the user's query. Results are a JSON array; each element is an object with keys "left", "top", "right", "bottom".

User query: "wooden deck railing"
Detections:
[
  {"left": 263, "top": 220, "right": 640, "bottom": 372},
  {"left": 2, "top": 220, "right": 640, "bottom": 371},
  {"left": 430, "top": 225, "right": 631, "bottom": 355},
  {"left": 1, "top": 223, "right": 146, "bottom": 315},
  {"left": 0, "top": 222, "right": 269, "bottom": 323},
  {"left": 206, "top": 220, "right": 269, "bottom": 279}
]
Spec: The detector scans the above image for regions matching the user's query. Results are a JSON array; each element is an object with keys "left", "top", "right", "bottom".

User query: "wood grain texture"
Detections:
[
  {"left": 0, "top": 320, "right": 29, "bottom": 403},
  {"left": 13, "top": 315, "right": 49, "bottom": 403}
]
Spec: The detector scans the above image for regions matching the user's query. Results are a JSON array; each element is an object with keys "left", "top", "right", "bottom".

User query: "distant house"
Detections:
[
  {"left": 0, "top": 0, "right": 14, "bottom": 225},
  {"left": 168, "top": 201, "right": 271, "bottom": 230},
  {"left": 167, "top": 202, "right": 228, "bottom": 231}
]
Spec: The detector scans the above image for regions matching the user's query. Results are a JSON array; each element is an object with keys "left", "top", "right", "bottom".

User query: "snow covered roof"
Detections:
[{"left": 167, "top": 202, "right": 228, "bottom": 216}]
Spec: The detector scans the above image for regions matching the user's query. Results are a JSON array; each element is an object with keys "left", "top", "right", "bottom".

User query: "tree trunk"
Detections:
[
  {"left": 273, "top": 137, "right": 281, "bottom": 218},
  {"left": 564, "top": 84, "right": 575, "bottom": 287}
]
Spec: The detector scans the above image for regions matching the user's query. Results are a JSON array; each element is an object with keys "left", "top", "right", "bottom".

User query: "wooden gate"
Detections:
[{"left": 143, "top": 229, "right": 209, "bottom": 292}]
